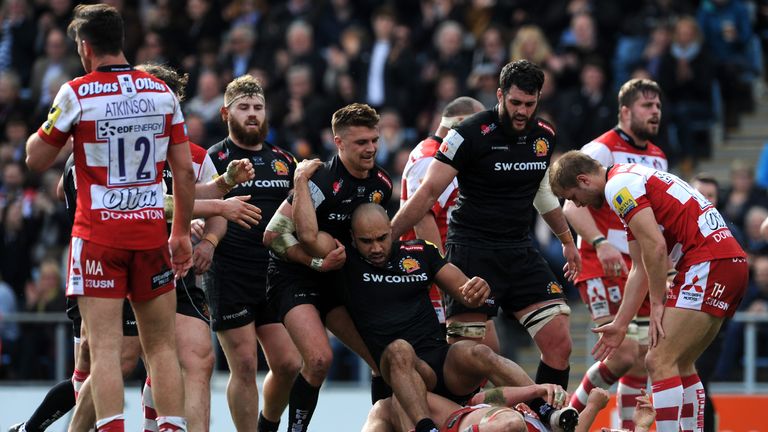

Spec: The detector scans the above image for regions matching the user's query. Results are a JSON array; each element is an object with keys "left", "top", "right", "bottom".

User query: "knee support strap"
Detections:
[
  {"left": 519, "top": 303, "right": 571, "bottom": 338},
  {"left": 446, "top": 321, "right": 487, "bottom": 338}
]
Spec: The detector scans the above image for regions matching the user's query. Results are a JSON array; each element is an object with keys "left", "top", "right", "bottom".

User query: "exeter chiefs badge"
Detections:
[
  {"left": 547, "top": 281, "right": 563, "bottom": 294},
  {"left": 369, "top": 190, "right": 384, "bottom": 204},
  {"left": 271, "top": 159, "right": 289, "bottom": 176},
  {"left": 534, "top": 138, "right": 549, "bottom": 157},
  {"left": 400, "top": 256, "right": 421, "bottom": 273}
]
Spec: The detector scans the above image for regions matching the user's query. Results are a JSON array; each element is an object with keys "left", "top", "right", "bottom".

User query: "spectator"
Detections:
[
  {"left": 467, "top": 63, "right": 499, "bottom": 109},
  {"left": 423, "top": 20, "right": 472, "bottom": 88},
  {"left": 219, "top": 24, "right": 259, "bottom": 85},
  {"left": 509, "top": 25, "right": 563, "bottom": 74},
  {"left": 0, "top": 0, "right": 37, "bottom": 88},
  {"left": 375, "top": 109, "right": 407, "bottom": 171},
  {"left": 276, "top": 20, "right": 326, "bottom": 92},
  {"left": 0, "top": 71, "right": 33, "bottom": 134},
  {"left": 184, "top": 0, "right": 225, "bottom": 60},
  {"left": 0, "top": 276, "right": 18, "bottom": 378},
  {"left": 720, "top": 161, "right": 768, "bottom": 232},
  {"left": 134, "top": 31, "right": 170, "bottom": 66},
  {"left": 657, "top": 16, "right": 715, "bottom": 167},
  {"left": 471, "top": 25, "right": 507, "bottom": 72},
  {"left": 185, "top": 70, "right": 224, "bottom": 126},
  {"left": 0, "top": 199, "right": 33, "bottom": 298},
  {"left": 314, "top": 0, "right": 362, "bottom": 49},
  {"left": 744, "top": 206, "right": 768, "bottom": 254},
  {"left": 17, "top": 259, "right": 66, "bottom": 379},
  {"left": 29, "top": 28, "right": 81, "bottom": 117},
  {"left": 697, "top": 0, "right": 757, "bottom": 128},
  {"left": 556, "top": 58, "right": 616, "bottom": 150}
]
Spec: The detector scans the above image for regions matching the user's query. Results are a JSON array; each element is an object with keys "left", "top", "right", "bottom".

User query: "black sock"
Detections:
[
  {"left": 414, "top": 418, "right": 437, "bottom": 432},
  {"left": 257, "top": 411, "right": 280, "bottom": 432},
  {"left": 535, "top": 360, "right": 570, "bottom": 390},
  {"left": 25, "top": 379, "right": 76, "bottom": 431},
  {"left": 370, "top": 374, "right": 392, "bottom": 404},
  {"left": 529, "top": 398, "right": 556, "bottom": 424},
  {"left": 287, "top": 374, "right": 321, "bottom": 432}
]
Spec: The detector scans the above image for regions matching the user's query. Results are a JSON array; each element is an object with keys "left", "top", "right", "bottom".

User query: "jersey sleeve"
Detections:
[
  {"left": 287, "top": 168, "right": 330, "bottom": 209},
  {"left": 198, "top": 153, "right": 218, "bottom": 184},
  {"left": 581, "top": 141, "right": 613, "bottom": 167},
  {"left": 605, "top": 173, "right": 650, "bottom": 224},
  {"left": 434, "top": 128, "right": 469, "bottom": 171},
  {"left": 37, "top": 84, "right": 80, "bottom": 148},
  {"left": 423, "top": 240, "right": 448, "bottom": 276},
  {"left": 168, "top": 93, "right": 188, "bottom": 145},
  {"left": 404, "top": 157, "right": 431, "bottom": 201}
]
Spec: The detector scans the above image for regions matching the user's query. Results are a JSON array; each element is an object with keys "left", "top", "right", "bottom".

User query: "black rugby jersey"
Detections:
[
  {"left": 434, "top": 106, "right": 556, "bottom": 247},
  {"left": 340, "top": 239, "right": 447, "bottom": 362},
  {"left": 287, "top": 154, "right": 392, "bottom": 242},
  {"left": 63, "top": 154, "right": 76, "bottom": 224},
  {"left": 208, "top": 138, "right": 297, "bottom": 263}
]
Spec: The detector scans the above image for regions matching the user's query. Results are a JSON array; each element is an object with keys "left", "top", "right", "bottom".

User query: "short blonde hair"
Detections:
[{"left": 549, "top": 150, "right": 602, "bottom": 196}]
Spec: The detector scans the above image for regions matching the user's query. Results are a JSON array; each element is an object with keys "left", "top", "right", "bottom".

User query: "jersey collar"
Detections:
[
  {"left": 96, "top": 64, "right": 134, "bottom": 72},
  {"left": 614, "top": 127, "right": 647, "bottom": 150}
]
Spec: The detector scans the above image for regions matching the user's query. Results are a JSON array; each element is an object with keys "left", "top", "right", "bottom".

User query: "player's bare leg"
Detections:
[
  {"left": 217, "top": 324, "right": 261, "bottom": 430},
  {"left": 256, "top": 323, "right": 301, "bottom": 425},
  {"left": 176, "top": 314, "right": 214, "bottom": 432}
]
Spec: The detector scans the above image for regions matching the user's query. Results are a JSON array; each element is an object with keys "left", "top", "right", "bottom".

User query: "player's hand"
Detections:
[
  {"left": 649, "top": 301, "right": 666, "bottom": 348},
  {"left": 319, "top": 239, "right": 346, "bottom": 271},
  {"left": 190, "top": 219, "right": 205, "bottom": 241},
  {"left": 460, "top": 276, "right": 490, "bottom": 308},
  {"left": 294, "top": 158, "right": 322, "bottom": 183},
  {"left": 539, "top": 384, "right": 569, "bottom": 408},
  {"left": 632, "top": 389, "right": 656, "bottom": 431},
  {"left": 225, "top": 158, "right": 255, "bottom": 185},
  {"left": 193, "top": 237, "right": 215, "bottom": 274},
  {"left": 595, "top": 242, "right": 627, "bottom": 277},
  {"left": 586, "top": 388, "right": 610, "bottom": 410},
  {"left": 591, "top": 321, "right": 627, "bottom": 361},
  {"left": 169, "top": 234, "right": 193, "bottom": 279},
  {"left": 221, "top": 195, "right": 262, "bottom": 228},
  {"left": 562, "top": 242, "right": 581, "bottom": 281}
]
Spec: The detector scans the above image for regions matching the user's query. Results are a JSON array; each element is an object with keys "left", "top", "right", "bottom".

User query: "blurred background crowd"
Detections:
[{"left": 2, "top": 0, "right": 768, "bottom": 384}]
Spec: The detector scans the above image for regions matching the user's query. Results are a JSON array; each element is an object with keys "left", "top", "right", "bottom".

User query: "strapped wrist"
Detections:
[
  {"left": 310, "top": 257, "right": 324, "bottom": 271},
  {"left": 556, "top": 229, "right": 574, "bottom": 244},
  {"left": 202, "top": 233, "right": 219, "bottom": 248},
  {"left": 591, "top": 235, "right": 607, "bottom": 248}
]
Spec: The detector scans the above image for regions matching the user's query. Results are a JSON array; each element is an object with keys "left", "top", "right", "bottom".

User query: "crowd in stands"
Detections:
[{"left": 1, "top": 0, "right": 768, "bottom": 382}]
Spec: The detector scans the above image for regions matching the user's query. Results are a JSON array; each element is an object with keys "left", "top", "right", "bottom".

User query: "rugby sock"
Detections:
[
  {"left": 617, "top": 374, "right": 647, "bottom": 429},
  {"left": 569, "top": 361, "right": 618, "bottom": 412},
  {"left": 257, "top": 411, "right": 280, "bottom": 432},
  {"left": 287, "top": 374, "right": 320, "bottom": 432},
  {"left": 142, "top": 377, "right": 158, "bottom": 432},
  {"left": 156, "top": 416, "right": 187, "bottom": 432},
  {"left": 72, "top": 368, "right": 89, "bottom": 399},
  {"left": 370, "top": 374, "right": 392, "bottom": 404},
  {"left": 652, "top": 376, "right": 683, "bottom": 432},
  {"left": 681, "top": 374, "right": 705, "bottom": 432},
  {"left": 414, "top": 418, "right": 438, "bottom": 432},
  {"left": 535, "top": 360, "right": 570, "bottom": 390},
  {"left": 96, "top": 414, "right": 124, "bottom": 432},
  {"left": 24, "top": 378, "right": 77, "bottom": 431}
]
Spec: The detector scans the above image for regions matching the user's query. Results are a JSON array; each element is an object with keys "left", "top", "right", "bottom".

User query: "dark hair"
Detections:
[
  {"left": 442, "top": 96, "right": 483, "bottom": 117},
  {"left": 135, "top": 63, "right": 189, "bottom": 102},
  {"left": 332, "top": 103, "right": 379, "bottom": 136},
  {"left": 617, "top": 78, "right": 662, "bottom": 110},
  {"left": 67, "top": 4, "right": 124, "bottom": 56},
  {"left": 499, "top": 60, "right": 544, "bottom": 95}
]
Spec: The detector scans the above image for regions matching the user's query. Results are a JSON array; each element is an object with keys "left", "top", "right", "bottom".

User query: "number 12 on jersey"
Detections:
[{"left": 97, "top": 116, "right": 164, "bottom": 186}]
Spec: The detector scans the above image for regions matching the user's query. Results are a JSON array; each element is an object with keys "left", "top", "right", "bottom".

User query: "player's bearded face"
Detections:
[
  {"left": 227, "top": 96, "right": 269, "bottom": 146},
  {"left": 628, "top": 93, "right": 661, "bottom": 141},
  {"left": 498, "top": 86, "right": 539, "bottom": 132}
]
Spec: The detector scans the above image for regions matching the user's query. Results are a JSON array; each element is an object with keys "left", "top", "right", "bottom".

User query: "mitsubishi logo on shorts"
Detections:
[
  {"left": 99, "top": 122, "right": 117, "bottom": 137},
  {"left": 683, "top": 275, "right": 704, "bottom": 293}
]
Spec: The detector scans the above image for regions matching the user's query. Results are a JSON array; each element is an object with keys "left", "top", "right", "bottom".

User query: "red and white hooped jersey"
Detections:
[
  {"left": 36, "top": 65, "right": 188, "bottom": 250},
  {"left": 577, "top": 129, "right": 667, "bottom": 282},
  {"left": 400, "top": 135, "right": 458, "bottom": 244},
  {"left": 606, "top": 164, "right": 746, "bottom": 269}
]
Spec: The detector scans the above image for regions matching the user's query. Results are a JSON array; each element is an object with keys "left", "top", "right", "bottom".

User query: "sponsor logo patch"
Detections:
[
  {"left": 547, "top": 281, "right": 563, "bottom": 294},
  {"left": 534, "top": 137, "right": 549, "bottom": 157},
  {"left": 42, "top": 105, "right": 62, "bottom": 135},
  {"left": 439, "top": 129, "right": 464, "bottom": 160},
  {"left": 612, "top": 187, "right": 637, "bottom": 218},
  {"left": 332, "top": 179, "right": 343, "bottom": 195},
  {"left": 400, "top": 257, "right": 421, "bottom": 273},
  {"left": 151, "top": 268, "right": 174, "bottom": 290},
  {"left": 480, "top": 123, "right": 497, "bottom": 136},
  {"left": 369, "top": 190, "right": 384, "bottom": 204},
  {"left": 271, "top": 159, "right": 289, "bottom": 176}
]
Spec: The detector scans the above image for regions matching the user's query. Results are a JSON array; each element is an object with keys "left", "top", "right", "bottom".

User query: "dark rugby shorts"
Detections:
[
  {"left": 176, "top": 272, "right": 210, "bottom": 323},
  {"left": 67, "top": 297, "right": 138, "bottom": 338},
  {"left": 266, "top": 258, "right": 342, "bottom": 323},
  {"left": 444, "top": 244, "right": 565, "bottom": 319},
  {"left": 205, "top": 257, "right": 278, "bottom": 331}
]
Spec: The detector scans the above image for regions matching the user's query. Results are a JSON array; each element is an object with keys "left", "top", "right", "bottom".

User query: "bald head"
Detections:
[
  {"left": 442, "top": 96, "right": 485, "bottom": 118},
  {"left": 351, "top": 204, "right": 392, "bottom": 266}
]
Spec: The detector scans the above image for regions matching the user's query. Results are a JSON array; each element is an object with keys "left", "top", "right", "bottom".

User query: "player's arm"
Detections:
[
  {"left": 433, "top": 263, "right": 490, "bottom": 308},
  {"left": 26, "top": 134, "right": 62, "bottom": 172},
  {"left": 195, "top": 158, "right": 255, "bottom": 199},
  {"left": 264, "top": 201, "right": 345, "bottom": 271},
  {"left": 563, "top": 200, "right": 628, "bottom": 275},
  {"left": 472, "top": 384, "right": 568, "bottom": 408},
  {"left": 167, "top": 140, "right": 196, "bottom": 278},
  {"left": 536, "top": 168, "right": 581, "bottom": 280},
  {"left": 391, "top": 159, "right": 457, "bottom": 239},
  {"left": 193, "top": 215, "right": 227, "bottom": 274},
  {"left": 190, "top": 197, "right": 261, "bottom": 228},
  {"left": 413, "top": 213, "right": 444, "bottom": 255},
  {"left": 292, "top": 159, "right": 327, "bottom": 257},
  {"left": 576, "top": 388, "right": 610, "bottom": 432}
]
